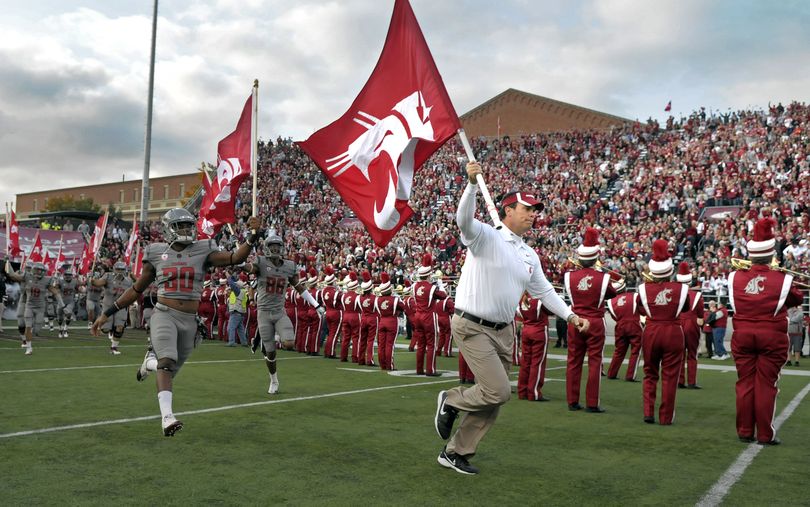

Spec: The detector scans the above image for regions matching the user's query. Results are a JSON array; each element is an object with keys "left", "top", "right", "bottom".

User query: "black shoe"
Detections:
[
  {"left": 678, "top": 383, "right": 687, "bottom": 389},
  {"left": 250, "top": 335, "right": 262, "bottom": 354},
  {"left": 607, "top": 376, "right": 618, "bottom": 380},
  {"left": 435, "top": 391, "right": 458, "bottom": 440},
  {"left": 625, "top": 378, "right": 639, "bottom": 382},
  {"left": 786, "top": 361, "right": 792, "bottom": 367},
  {"left": 687, "top": 384, "right": 702, "bottom": 389},
  {"left": 643, "top": 416, "right": 655, "bottom": 424},
  {"left": 535, "top": 396, "right": 551, "bottom": 402},
  {"left": 758, "top": 437, "right": 781, "bottom": 446},
  {"left": 426, "top": 372, "right": 442, "bottom": 377},
  {"left": 568, "top": 403, "right": 583, "bottom": 411},
  {"left": 795, "top": 362, "right": 800, "bottom": 367},
  {"left": 437, "top": 447, "right": 479, "bottom": 475},
  {"left": 738, "top": 435, "right": 756, "bottom": 443},
  {"left": 585, "top": 406, "right": 606, "bottom": 413}
]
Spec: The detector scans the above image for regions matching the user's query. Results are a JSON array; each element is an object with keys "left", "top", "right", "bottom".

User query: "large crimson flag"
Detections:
[
  {"left": 7, "top": 210, "right": 22, "bottom": 258},
  {"left": 92, "top": 212, "right": 109, "bottom": 257},
  {"left": 79, "top": 241, "right": 92, "bottom": 275},
  {"left": 28, "top": 231, "right": 44, "bottom": 263},
  {"left": 124, "top": 221, "right": 139, "bottom": 264},
  {"left": 198, "top": 94, "right": 253, "bottom": 238},
  {"left": 297, "top": 0, "right": 461, "bottom": 247},
  {"left": 44, "top": 249, "right": 56, "bottom": 275}
]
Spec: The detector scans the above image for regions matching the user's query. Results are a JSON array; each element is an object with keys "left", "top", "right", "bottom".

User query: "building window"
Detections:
[
  {"left": 33, "top": 199, "right": 38, "bottom": 211},
  {"left": 164, "top": 185, "right": 169, "bottom": 200},
  {"left": 149, "top": 186, "right": 153, "bottom": 200},
  {"left": 120, "top": 190, "right": 125, "bottom": 203},
  {"left": 134, "top": 189, "right": 139, "bottom": 203},
  {"left": 179, "top": 183, "right": 185, "bottom": 198}
]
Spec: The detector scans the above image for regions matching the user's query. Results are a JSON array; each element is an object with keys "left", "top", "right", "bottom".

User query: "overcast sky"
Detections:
[{"left": 1, "top": 0, "right": 808, "bottom": 209}]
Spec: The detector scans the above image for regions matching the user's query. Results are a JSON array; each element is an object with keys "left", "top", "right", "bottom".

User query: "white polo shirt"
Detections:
[{"left": 454, "top": 183, "right": 573, "bottom": 324}]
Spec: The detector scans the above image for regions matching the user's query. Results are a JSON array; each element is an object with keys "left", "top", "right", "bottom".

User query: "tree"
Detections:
[{"left": 45, "top": 195, "right": 102, "bottom": 213}]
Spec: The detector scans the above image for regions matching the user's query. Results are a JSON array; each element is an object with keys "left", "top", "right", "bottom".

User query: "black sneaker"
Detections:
[
  {"left": 434, "top": 391, "right": 458, "bottom": 440},
  {"left": 250, "top": 334, "right": 262, "bottom": 354},
  {"left": 438, "top": 447, "right": 479, "bottom": 475}
]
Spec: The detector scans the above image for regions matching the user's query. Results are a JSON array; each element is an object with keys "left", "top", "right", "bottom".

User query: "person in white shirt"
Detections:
[{"left": 433, "top": 161, "right": 588, "bottom": 475}]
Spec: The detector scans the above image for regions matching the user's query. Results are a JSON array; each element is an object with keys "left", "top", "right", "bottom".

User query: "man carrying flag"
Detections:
[{"left": 297, "top": 0, "right": 461, "bottom": 247}]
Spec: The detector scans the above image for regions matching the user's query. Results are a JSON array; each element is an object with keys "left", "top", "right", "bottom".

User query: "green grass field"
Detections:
[{"left": 1, "top": 325, "right": 809, "bottom": 506}]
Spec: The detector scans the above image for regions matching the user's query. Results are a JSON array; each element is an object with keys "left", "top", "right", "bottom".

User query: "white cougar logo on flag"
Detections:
[
  {"left": 744, "top": 275, "right": 766, "bottom": 295},
  {"left": 654, "top": 288, "right": 673, "bottom": 306},
  {"left": 325, "top": 91, "right": 435, "bottom": 230},
  {"left": 577, "top": 275, "right": 593, "bottom": 291},
  {"left": 213, "top": 157, "right": 244, "bottom": 205}
]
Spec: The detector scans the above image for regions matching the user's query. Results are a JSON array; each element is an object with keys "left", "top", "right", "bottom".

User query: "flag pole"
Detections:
[
  {"left": 251, "top": 79, "right": 259, "bottom": 217},
  {"left": 5, "top": 202, "right": 9, "bottom": 260},
  {"left": 457, "top": 129, "right": 502, "bottom": 229}
]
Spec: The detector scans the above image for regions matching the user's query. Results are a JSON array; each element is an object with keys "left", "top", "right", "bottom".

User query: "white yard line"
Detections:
[
  {"left": 0, "top": 356, "right": 313, "bottom": 374},
  {"left": 0, "top": 379, "right": 455, "bottom": 439},
  {"left": 696, "top": 381, "right": 810, "bottom": 507}
]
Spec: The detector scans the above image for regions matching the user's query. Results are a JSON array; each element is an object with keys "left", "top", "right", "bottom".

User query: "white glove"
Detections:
[{"left": 316, "top": 305, "right": 326, "bottom": 317}]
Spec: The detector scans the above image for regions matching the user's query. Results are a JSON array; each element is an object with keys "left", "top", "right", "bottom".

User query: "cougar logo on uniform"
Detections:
[
  {"left": 325, "top": 91, "right": 436, "bottom": 230},
  {"left": 616, "top": 295, "right": 626, "bottom": 307},
  {"left": 654, "top": 288, "right": 673, "bottom": 306},
  {"left": 344, "top": 297, "right": 351, "bottom": 305},
  {"left": 743, "top": 275, "right": 766, "bottom": 294},
  {"left": 577, "top": 275, "right": 593, "bottom": 291},
  {"left": 363, "top": 299, "right": 371, "bottom": 308},
  {"left": 380, "top": 300, "right": 390, "bottom": 310},
  {"left": 416, "top": 286, "right": 425, "bottom": 296}
]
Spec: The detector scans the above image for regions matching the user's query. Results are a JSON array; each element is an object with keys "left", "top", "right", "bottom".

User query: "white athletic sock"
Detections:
[
  {"left": 146, "top": 357, "right": 158, "bottom": 371},
  {"left": 157, "top": 391, "right": 173, "bottom": 418},
  {"left": 111, "top": 340, "right": 120, "bottom": 348},
  {"left": 270, "top": 373, "right": 278, "bottom": 382}
]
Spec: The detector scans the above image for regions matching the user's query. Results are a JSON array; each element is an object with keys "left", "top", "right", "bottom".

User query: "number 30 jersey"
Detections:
[
  {"left": 255, "top": 256, "right": 296, "bottom": 313},
  {"left": 144, "top": 240, "right": 218, "bottom": 301}
]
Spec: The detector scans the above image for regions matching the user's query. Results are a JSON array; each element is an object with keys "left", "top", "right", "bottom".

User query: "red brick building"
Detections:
[
  {"left": 460, "top": 88, "right": 633, "bottom": 137},
  {"left": 16, "top": 173, "right": 202, "bottom": 221}
]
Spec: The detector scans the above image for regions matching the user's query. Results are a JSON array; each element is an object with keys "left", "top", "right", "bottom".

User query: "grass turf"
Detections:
[{"left": 1, "top": 325, "right": 808, "bottom": 506}]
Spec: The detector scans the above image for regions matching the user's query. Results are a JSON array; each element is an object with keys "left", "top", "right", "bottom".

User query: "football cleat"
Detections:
[
  {"left": 110, "top": 347, "right": 122, "bottom": 356},
  {"left": 162, "top": 415, "right": 183, "bottom": 437},
  {"left": 24, "top": 348, "right": 33, "bottom": 356},
  {"left": 268, "top": 378, "right": 279, "bottom": 395},
  {"left": 137, "top": 348, "right": 157, "bottom": 381}
]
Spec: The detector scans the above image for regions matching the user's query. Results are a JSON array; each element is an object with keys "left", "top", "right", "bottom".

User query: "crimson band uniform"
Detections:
[
  {"left": 198, "top": 284, "right": 216, "bottom": 339},
  {"left": 564, "top": 268, "right": 617, "bottom": 408},
  {"left": 728, "top": 265, "right": 803, "bottom": 443},
  {"left": 214, "top": 284, "right": 230, "bottom": 341},
  {"left": 637, "top": 282, "right": 689, "bottom": 424},
  {"left": 304, "top": 285, "right": 323, "bottom": 354},
  {"left": 358, "top": 292, "right": 378, "bottom": 365},
  {"left": 413, "top": 280, "right": 446, "bottom": 375},
  {"left": 435, "top": 297, "right": 454, "bottom": 357},
  {"left": 375, "top": 294, "right": 403, "bottom": 370},
  {"left": 319, "top": 285, "right": 343, "bottom": 358},
  {"left": 606, "top": 292, "right": 643, "bottom": 381},
  {"left": 678, "top": 289, "right": 704, "bottom": 386},
  {"left": 294, "top": 287, "right": 309, "bottom": 352},
  {"left": 517, "top": 296, "right": 552, "bottom": 400},
  {"left": 340, "top": 290, "right": 361, "bottom": 362}
]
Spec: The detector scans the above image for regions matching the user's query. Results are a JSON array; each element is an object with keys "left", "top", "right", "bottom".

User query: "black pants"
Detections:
[{"left": 704, "top": 331, "right": 714, "bottom": 357}]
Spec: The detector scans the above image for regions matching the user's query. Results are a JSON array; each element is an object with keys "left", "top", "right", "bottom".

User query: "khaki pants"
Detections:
[{"left": 445, "top": 314, "right": 514, "bottom": 457}]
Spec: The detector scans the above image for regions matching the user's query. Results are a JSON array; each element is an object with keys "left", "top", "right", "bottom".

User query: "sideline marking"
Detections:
[
  {"left": 696, "top": 381, "right": 810, "bottom": 507},
  {"left": 0, "top": 379, "right": 455, "bottom": 439}
]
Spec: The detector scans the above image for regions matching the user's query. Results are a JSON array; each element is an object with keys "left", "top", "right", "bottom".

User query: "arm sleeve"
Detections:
[
  {"left": 456, "top": 183, "right": 484, "bottom": 245},
  {"left": 528, "top": 261, "right": 573, "bottom": 321},
  {"left": 228, "top": 276, "right": 241, "bottom": 296},
  {"left": 301, "top": 290, "right": 318, "bottom": 308}
]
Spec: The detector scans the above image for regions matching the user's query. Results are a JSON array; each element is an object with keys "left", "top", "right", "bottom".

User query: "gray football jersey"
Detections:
[
  {"left": 87, "top": 281, "right": 103, "bottom": 302},
  {"left": 255, "top": 257, "right": 296, "bottom": 312},
  {"left": 24, "top": 273, "right": 53, "bottom": 308},
  {"left": 144, "top": 240, "right": 218, "bottom": 301},
  {"left": 102, "top": 273, "right": 133, "bottom": 307},
  {"left": 56, "top": 277, "right": 79, "bottom": 304}
]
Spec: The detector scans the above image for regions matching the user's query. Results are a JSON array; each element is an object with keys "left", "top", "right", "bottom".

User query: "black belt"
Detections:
[{"left": 454, "top": 309, "right": 509, "bottom": 330}]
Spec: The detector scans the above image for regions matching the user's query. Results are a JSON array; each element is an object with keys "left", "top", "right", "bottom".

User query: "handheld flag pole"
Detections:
[
  {"left": 251, "top": 79, "right": 259, "bottom": 217},
  {"left": 457, "top": 129, "right": 502, "bottom": 229}
]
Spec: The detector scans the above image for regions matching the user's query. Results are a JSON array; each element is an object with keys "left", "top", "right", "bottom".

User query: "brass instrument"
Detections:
[
  {"left": 641, "top": 271, "right": 655, "bottom": 282},
  {"left": 730, "top": 257, "right": 810, "bottom": 289},
  {"left": 567, "top": 256, "right": 626, "bottom": 286}
]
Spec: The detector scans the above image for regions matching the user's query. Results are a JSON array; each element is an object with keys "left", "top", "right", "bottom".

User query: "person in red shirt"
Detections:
[
  {"left": 214, "top": 278, "right": 230, "bottom": 341},
  {"left": 675, "top": 262, "right": 705, "bottom": 389},
  {"left": 728, "top": 219, "right": 805, "bottom": 445},
  {"left": 637, "top": 240, "right": 690, "bottom": 425},
  {"left": 605, "top": 278, "right": 642, "bottom": 382},
  {"left": 564, "top": 228, "right": 618, "bottom": 412},
  {"left": 517, "top": 292, "right": 553, "bottom": 401},
  {"left": 413, "top": 254, "right": 447, "bottom": 376},
  {"left": 294, "top": 269, "right": 309, "bottom": 353}
]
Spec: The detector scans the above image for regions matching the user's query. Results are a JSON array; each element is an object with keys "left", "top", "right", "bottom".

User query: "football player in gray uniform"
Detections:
[
  {"left": 244, "top": 234, "right": 324, "bottom": 394},
  {"left": 54, "top": 269, "right": 79, "bottom": 338},
  {"left": 91, "top": 262, "right": 135, "bottom": 355},
  {"left": 91, "top": 208, "right": 262, "bottom": 437},
  {"left": 5, "top": 261, "right": 63, "bottom": 355}
]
